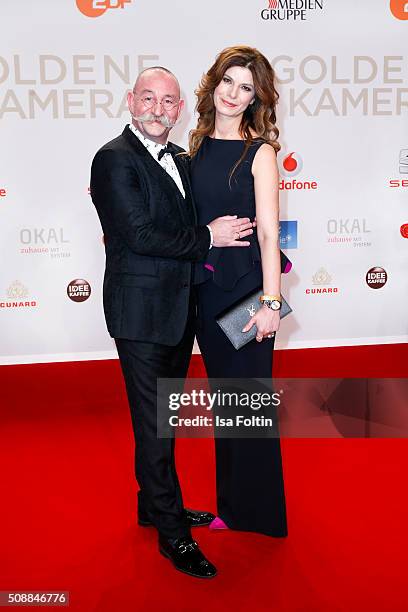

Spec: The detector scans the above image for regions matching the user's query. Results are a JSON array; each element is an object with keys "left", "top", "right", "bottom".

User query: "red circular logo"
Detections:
[
  {"left": 400, "top": 223, "right": 408, "bottom": 238},
  {"left": 280, "top": 151, "right": 303, "bottom": 177},
  {"left": 67, "top": 279, "right": 91, "bottom": 302},
  {"left": 76, "top": 0, "right": 107, "bottom": 18},
  {"left": 366, "top": 267, "right": 387, "bottom": 289}
]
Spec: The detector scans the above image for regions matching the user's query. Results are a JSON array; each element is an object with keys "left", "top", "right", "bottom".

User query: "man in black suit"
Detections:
[{"left": 91, "top": 67, "right": 254, "bottom": 578}]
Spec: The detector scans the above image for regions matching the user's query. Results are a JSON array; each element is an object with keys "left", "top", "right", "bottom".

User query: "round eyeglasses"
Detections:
[{"left": 134, "top": 94, "right": 180, "bottom": 112}]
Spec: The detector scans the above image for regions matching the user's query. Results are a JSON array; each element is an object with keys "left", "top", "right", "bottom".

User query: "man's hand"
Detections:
[{"left": 208, "top": 215, "right": 254, "bottom": 248}]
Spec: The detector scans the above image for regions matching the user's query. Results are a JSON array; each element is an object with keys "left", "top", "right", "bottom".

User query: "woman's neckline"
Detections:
[
  {"left": 207, "top": 135, "right": 244, "bottom": 142},
  {"left": 207, "top": 135, "right": 263, "bottom": 142}
]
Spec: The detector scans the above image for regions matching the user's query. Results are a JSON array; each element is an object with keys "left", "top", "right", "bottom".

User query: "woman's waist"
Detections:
[
  {"left": 197, "top": 208, "right": 256, "bottom": 226},
  {"left": 194, "top": 240, "right": 261, "bottom": 291}
]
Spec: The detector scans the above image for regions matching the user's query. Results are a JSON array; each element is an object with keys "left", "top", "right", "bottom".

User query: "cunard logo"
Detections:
[
  {"left": 313, "top": 268, "right": 331, "bottom": 285},
  {"left": 305, "top": 268, "right": 339, "bottom": 295},
  {"left": 0, "top": 281, "right": 38, "bottom": 309},
  {"left": 7, "top": 280, "right": 28, "bottom": 299},
  {"left": 261, "top": 0, "right": 324, "bottom": 21}
]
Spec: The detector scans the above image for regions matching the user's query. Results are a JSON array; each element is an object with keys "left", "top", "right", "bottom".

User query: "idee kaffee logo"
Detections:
[
  {"left": 76, "top": 0, "right": 132, "bottom": 18},
  {"left": 67, "top": 279, "right": 91, "bottom": 302}
]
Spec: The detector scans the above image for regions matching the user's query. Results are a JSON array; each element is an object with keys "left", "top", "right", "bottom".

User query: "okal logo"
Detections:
[
  {"left": 67, "top": 279, "right": 91, "bottom": 302},
  {"left": 388, "top": 149, "right": 408, "bottom": 188},
  {"left": 366, "top": 267, "right": 387, "bottom": 289},
  {"left": 279, "top": 221, "right": 298, "bottom": 249},
  {"left": 0, "top": 281, "right": 37, "bottom": 309},
  {"left": 76, "top": 0, "right": 132, "bottom": 18},
  {"left": 305, "top": 268, "right": 339, "bottom": 295},
  {"left": 390, "top": 0, "right": 408, "bottom": 20},
  {"left": 327, "top": 218, "right": 372, "bottom": 248},
  {"left": 19, "top": 227, "right": 71, "bottom": 259},
  {"left": 278, "top": 151, "right": 318, "bottom": 191},
  {"left": 400, "top": 223, "right": 408, "bottom": 238}
]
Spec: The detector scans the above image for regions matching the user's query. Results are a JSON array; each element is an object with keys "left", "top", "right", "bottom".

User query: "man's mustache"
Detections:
[{"left": 133, "top": 112, "right": 175, "bottom": 128}]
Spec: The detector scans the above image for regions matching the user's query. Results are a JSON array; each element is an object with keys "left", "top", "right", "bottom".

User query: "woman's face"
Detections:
[{"left": 213, "top": 65, "right": 255, "bottom": 119}]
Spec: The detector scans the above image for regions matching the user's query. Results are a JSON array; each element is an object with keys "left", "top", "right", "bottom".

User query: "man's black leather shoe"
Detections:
[
  {"left": 138, "top": 508, "right": 215, "bottom": 528},
  {"left": 159, "top": 535, "right": 217, "bottom": 578}
]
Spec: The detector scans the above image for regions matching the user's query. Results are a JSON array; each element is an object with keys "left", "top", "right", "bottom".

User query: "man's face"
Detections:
[{"left": 127, "top": 71, "right": 184, "bottom": 144}]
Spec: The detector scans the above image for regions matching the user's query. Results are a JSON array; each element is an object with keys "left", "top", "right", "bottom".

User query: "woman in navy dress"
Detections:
[{"left": 190, "top": 46, "right": 287, "bottom": 537}]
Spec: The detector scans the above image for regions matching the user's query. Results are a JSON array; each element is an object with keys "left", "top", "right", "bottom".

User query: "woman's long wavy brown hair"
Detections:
[{"left": 189, "top": 46, "right": 280, "bottom": 181}]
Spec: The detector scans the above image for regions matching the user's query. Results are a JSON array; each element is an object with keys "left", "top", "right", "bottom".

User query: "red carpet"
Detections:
[{"left": 1, "top": 344, "right": 407, "bottom": 611}]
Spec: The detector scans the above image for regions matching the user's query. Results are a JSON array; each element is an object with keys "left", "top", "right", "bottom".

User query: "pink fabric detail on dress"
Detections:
[
  {"left": 204, "top": 263, "right": 215, "bottom": 272},
  {"left": 283, "top": 261, "right": 292, "bottom": 273}
]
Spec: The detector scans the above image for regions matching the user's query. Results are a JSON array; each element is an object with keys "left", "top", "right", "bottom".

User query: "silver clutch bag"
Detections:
[{"left": 216, "top": 290, "right": 292, "bottom": 350}]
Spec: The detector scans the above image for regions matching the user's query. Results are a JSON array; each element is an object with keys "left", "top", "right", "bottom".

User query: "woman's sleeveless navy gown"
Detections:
[{"left": 190, "top": 137, "right": 287, "bottom": 537}]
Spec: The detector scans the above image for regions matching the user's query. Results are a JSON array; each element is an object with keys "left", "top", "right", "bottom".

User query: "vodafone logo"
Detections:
[
  {"left": 280, "top": 152, "right": 303, "bottom": 177},
  {"left": 400, "top": 223, "right": 408, "bottom": 238},
  {"left": 0, "top": 187, "right": 6, "bottom": 197},
  {"left": 278, "top": 151, "right": 318, "bottom": 191},
  {"left": 76, "top": 0, "right": 132, "bottom": 18}
]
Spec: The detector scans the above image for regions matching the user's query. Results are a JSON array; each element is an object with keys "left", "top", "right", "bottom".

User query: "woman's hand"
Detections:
[{"left": 242, "top": 305, "right": 280, "bottom": 342}]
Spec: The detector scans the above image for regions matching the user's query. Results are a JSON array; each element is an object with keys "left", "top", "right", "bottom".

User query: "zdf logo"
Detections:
[
  {"left": 390, "top": 0, "right": 408, "bottom": 20},
  {"left": 76, "top": 0, "right": 132, "bottom": 18}
]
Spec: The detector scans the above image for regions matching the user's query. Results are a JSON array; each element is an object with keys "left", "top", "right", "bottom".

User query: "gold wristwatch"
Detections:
[{"left": 259, "top": 294, "right": 281, "bottom": 311}]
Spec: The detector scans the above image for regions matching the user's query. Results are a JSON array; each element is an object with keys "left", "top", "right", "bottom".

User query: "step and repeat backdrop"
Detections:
[{"left": 0, "top": 0, "right": 407, "bottom": 364}]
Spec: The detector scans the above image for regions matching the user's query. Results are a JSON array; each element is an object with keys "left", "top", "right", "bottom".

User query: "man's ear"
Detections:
[{"left": 127, "top": 90, "right": 134, "bottom": 113}]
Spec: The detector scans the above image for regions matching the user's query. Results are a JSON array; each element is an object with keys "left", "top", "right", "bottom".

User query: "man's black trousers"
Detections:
[{"left": 115, "top": 291, "right": 196, "bottom": 540}]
